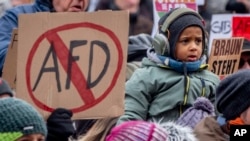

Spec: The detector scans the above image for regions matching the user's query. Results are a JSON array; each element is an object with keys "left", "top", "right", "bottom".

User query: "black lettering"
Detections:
[
  {"left": 234, "top": 39, "right": 243, "bottom": 55},
  {"left": 226, "top": 60, "right": 233, "bottom": 74},
  {"left": 65, "top": 40, "right": 87, "bottom": 89},
  {"left": 211, "top": 61, "right": 217, "bottom": 74},
  {"left": 33, "top": 44, "right": 61, "bottom": 92},
  {"left": 220, "top": 40, "right": 226, "bottom": 55},
  {"left": 217, "top": 60, "right": 223, "bottom": 75},
  {"left": 225, "top": 40, "right": 231, "bottom": 55},
  {"left": 214, "top": 40, "right": 220, "bottom": 56},
  {"left": 221, "top": 60, "right": 227, "bottom": 75},
  {"left": 87, "top": 40, "right": 110, "bottom": 89},
  {"left": 231, "top": 59, "right": 237, "bottom": 73}
]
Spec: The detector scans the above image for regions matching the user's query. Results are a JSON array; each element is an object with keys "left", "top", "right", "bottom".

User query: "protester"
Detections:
[
  {"left": 176, "top": 97, "right": 215, "bottom": 129},
  {"left": 116, "top": 7, "right": 220, "bottom": 125},
  {"left": 0, "top": 0, "right": 90, "bottom": 77},
  {"left": 0, "top": 97, "right": 47, "bottom": 141},
  {"left": 95, "top": 0, "right": 153, "bottom": 36},
  {"left": 239, "top": 39, "right": 250, "bottom": 70},
  {"left": 194, "top": 69, "right": 250, "bottom": 140}
]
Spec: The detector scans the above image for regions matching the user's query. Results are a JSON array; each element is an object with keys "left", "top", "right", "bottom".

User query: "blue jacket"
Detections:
[{"left": 0, "top": 0, "right": 53, "bottom": 76}]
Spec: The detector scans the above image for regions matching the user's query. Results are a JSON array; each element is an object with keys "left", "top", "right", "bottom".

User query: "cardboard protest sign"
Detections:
[
  {"left": 16, "top": 11, "right": 129, "bottom": 120},
  {"left": 208, "top": 37, "right": 244, "bottom": 80},
  {"left": 2, "top": 29, "right": 18, "bottom": 90},
  {"left": 152, "top": 0, "right": 198, "bottom": 36},
  {"left": 209, "top": 14, "right": 250, "bottom": 55}
]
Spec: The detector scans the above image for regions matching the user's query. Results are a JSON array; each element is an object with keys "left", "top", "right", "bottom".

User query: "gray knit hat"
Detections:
[
  {"left": 176, "top": 97, "right": 215, "bottom": 129},
  {"left": 0, "top": 78, "right": 14, "bottom": 97},
  {"left": 216, "top": 70, "right": 250, "bottom": 120},
  {"left": 0, "top": 98, "right": 47, "bottom": 140},
  {"left": 158, "top": 8, "right": 206, "bottom": 58}
]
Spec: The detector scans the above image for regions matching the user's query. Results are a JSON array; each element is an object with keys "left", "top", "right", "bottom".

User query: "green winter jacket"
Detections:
[{"left": 117, "top": 57, "right": 220, "bottom": 125}]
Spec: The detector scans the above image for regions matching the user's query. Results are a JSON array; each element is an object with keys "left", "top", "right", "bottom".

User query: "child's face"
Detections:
[
  {"left": 175, "top": 26, "right": 203, "bottom": 62},
  {"left": 16, "top": 134, "right": 45, "bottom": 141}
]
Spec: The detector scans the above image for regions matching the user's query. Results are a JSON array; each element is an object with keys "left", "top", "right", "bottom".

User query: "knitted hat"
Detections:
[
  {"left": 0, "top": 98, "right": 47, "bottom": 140},
  {"left": 176, "top": 97, "right": 215, "bottom": 129},
  {"left": 242, "top": 39, "right": 250, "bottom": 53},
  {"left": 105, "top": 120, "right": 168, "bottom": 141},
  {"left": 0, "top": 78, "right": 14, "bottom": 97},
  {"left": 158, "top": 8, "right": 206, "bottom": 58},
  {"left": 216, "top": 70, "right": 250, "bottom": 120}
]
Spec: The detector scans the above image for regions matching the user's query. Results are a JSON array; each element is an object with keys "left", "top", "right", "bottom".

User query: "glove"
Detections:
[
  {"left": 127, "top": 33, "right": 153, "bottom": 62},
  {"left": 46, "top": 108, "right": 75, "bottom": 141}
]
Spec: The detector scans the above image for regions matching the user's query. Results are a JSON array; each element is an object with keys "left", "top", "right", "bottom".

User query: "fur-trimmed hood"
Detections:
[{"left": 160, "top": 121, "right": 198, "bottom": 141}]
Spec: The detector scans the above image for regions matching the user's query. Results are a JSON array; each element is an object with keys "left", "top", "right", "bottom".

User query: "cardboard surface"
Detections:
[
  {"left": 2, "top": 29, "right": 18, "bottom": 90},
  {"left": 17, "top": 11, "right": 129, "bottom": 120},
  {"left": 208, "top": 37, "right": 244, "bottom": 80}
]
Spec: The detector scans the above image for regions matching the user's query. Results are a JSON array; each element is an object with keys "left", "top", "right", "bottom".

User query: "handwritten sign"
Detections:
[
  {"left": 208, "top": 37, "right": 244, "bottom": 79},
  {"left": 2, "top": 29, "right": 18, "bottom": 90},
  {"left": 17, "top": 11, "right": 129, "bottom": 119}
]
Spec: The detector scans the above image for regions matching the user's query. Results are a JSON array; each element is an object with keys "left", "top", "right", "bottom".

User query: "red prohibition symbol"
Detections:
[{"left": 26, "top": 22, "right": 123, "bottom": 113}]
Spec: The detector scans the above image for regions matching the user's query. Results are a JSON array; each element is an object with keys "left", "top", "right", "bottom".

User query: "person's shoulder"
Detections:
[
  {"left": 197, "top": 70, "right": 220, "bottom": 82},
  {"left": 3, "top": 4, "right": 35, "bottom": 17}
]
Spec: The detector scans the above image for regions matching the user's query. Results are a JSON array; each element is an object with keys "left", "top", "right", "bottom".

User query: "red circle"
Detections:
[{"left": 26, "top": 22, "right": 123, "bottom": 113}]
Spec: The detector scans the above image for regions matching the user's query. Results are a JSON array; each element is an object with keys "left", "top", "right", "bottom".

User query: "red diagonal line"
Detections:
[{"left": 46, "top": 32, "right": 95, "bottom": 104}]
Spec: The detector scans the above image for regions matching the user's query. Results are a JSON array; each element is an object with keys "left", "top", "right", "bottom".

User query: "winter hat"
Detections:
[
  {"left": 158, "top": 8, "right": 206, "bottom": 58},
  {"left": 242, "top": 39, "right": 250, "bottom": 53},
  {"left": 0, "top": 98, "right": 47, "bottom": 141},
  {"left": 176, "top": 97, "right": 215, "bottom": 129},
  {"left": 0, "top": 78, "right": 14, "bottom": 97},
  {"left": 160, "top": 122, "right": 198, "bottom": 141},
  {"left": 216, "top": 70, "right": 250, "bottom": 120},
  {"left": 105, "top": 120, "right": 168, "bottom": 141}
]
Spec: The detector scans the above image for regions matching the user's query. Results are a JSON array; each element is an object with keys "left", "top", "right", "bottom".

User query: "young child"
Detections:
[
  {"left": 0, "top": 97, "right": 47, "bottom": 141},
  {"left": 116, "top": 7, "right": 220, "bottom": 125}
]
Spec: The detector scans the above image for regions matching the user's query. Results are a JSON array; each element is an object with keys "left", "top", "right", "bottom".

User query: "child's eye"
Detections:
[
  {"left": 196, "top": 39, "right": 202, "bottom": 44},
  {"left": 180, "top": 39, "right": 189, "bottom": 44}
]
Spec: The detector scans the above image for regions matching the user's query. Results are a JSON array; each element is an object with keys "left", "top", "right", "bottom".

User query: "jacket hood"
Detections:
[
  {"left": 160, "top": 122, "right": 198, "bottom": 141},
  {"left": 35, "top": 0, "right": 54, "bottom": 11},
  {"left": 141, "top": 57, "right": 158, "bottom": 68}
]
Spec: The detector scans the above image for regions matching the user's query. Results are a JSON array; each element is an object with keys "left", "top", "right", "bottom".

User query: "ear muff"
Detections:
[{"left": 152, "top": 8, "right": 205, "bottom": 56}]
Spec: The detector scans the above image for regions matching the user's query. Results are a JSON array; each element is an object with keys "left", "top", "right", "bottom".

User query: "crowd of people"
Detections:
[{"left": 1, "top": 0, "right": 250, "bottom": 141}]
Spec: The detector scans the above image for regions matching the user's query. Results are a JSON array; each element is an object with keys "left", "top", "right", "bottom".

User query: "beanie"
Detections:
[
  {"left": 242, "top": 39, "right": 250, "bottom": 53},
  {"left": 0, "top": 98, "right": 47, "bottom": 140},
  {"left": 176, "top": 97, "right": 215, "bottom": 129},
  {"left": 0, "top": 78, "right": 14, "bottom": 97},
  {"left": 158, "top": 8, "right": 206, "bottom": 58},
  {"left": 105, "top": 120, "right": 168, "bottom": 141},
  {"left": 216, "top": 70, "right": 250, "bottom": 120}
]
